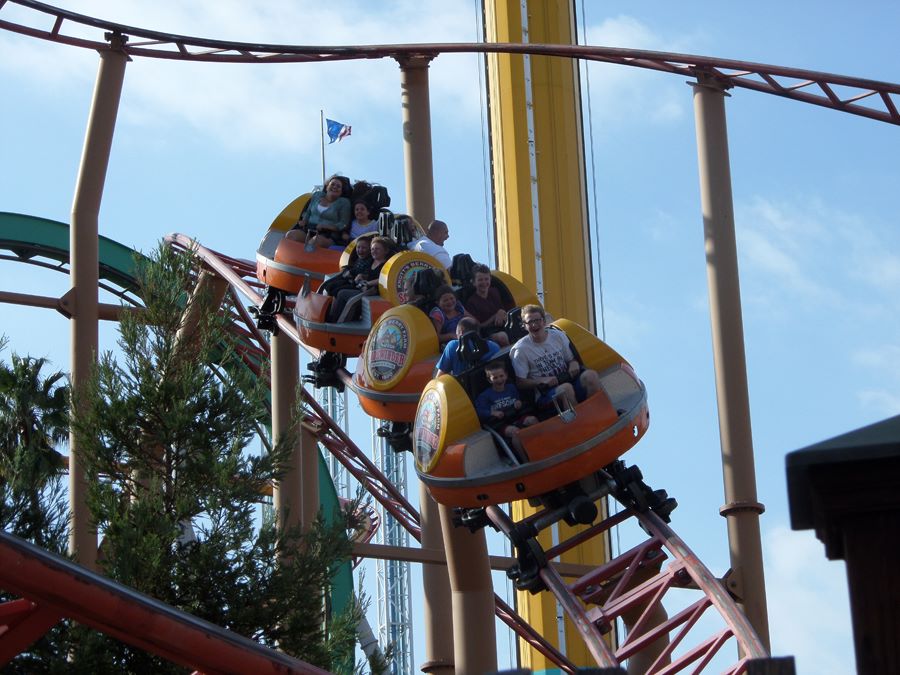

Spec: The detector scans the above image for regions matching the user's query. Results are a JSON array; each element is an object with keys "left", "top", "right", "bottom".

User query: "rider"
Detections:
[{"left": 509, "top": 304, "right": 601, "bottom": 411}]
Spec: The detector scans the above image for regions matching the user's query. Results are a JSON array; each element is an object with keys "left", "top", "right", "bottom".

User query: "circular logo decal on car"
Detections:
[
  {"left": 366, "top": 316, "right": 411, "bottom": 384},
  {"left": 395, "top": 259, "right": 435, "bottom": 304},
  {"left": 414, "top": 388, "right": 443, "bottom": 471}
]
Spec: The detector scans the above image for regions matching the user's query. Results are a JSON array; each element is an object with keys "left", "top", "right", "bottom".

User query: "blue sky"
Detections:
[{"left": 3, "top": 1, "right": 900, "bottom": 673}]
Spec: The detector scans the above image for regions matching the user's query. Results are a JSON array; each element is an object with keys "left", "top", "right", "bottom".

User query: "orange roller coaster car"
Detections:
[
  {"left": 255, "top": 193, "right": 344, "bottom": 295},
  {"left": 295, "top": 249, "right": 448, "bottom": 359},
  {"left": 412, "top": 320, "right": 650, "bottom": 512}
]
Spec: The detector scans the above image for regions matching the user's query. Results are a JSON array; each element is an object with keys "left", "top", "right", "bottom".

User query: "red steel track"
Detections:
[
  {"left": 1, "top": 0, "right": 900, "bottom": 125},
  {"left": 0, "top": 531, "right": 331, "bottom": 675}
]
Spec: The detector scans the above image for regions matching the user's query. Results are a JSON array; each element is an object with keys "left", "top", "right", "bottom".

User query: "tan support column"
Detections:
[
  {"left": 397, "top": 53, "right": 456, "bottom": 673},
  {"left": 692, "top": 75, "right": 770, "bottom": 651},
  {"left": 69, "top": 40, "right": 128, "bottom": 569},
  {"left": 271, "top": 332, "right": 313, "bottom": 542},
  {"left": 172, "top": 270, "right": 228, "bottom": 360},
  {"left": 134, "top": 269, "right": 226, "bottom": 500},
  {"left": 398, "top": 55, "right": 436, "bottom": 225},
  {"left": 418, "top": 484, "right": 454, "bottom": 674},
  {"left": 622, "top": 603, "right": 670, "bottom": 675},
  {"left": 439, "top": 504, "right": 497, "bottom": 675}
]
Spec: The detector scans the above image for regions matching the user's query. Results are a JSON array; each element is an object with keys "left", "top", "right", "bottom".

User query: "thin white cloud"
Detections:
[
  {"left": 855, "top": 389, "right": 900, "bottom": 416},
  {"left": 0, "top": 30, "right": 94, "bottom": 88},
  {"left": 739, "top": 226, "right": 831, "bottom": 301},
  {"left": 0, "top": 0, "right": 483, "bottom": 153},
  {"left": 646, "top": 208, "right": 681, "bottom": 243},
  {"left": 736, "top": 195, "right": 900, "bottom": 326},
  {"left": 736, "top": 196, "right": 851, "bottom": 312},
  {"left": 853, "top": 344, "right": 900, "bottom": 380},
  {"left": 764, "top": 526, "right": 855, "bottom": 674},
  {"left": 852, "top": 344, "right": 900, "bottom": 415},
  {"left": 689, "top": 289, "right": 709, "bottom": 314},
  {"left": 580, "top": 15, "right": 697, "bottom": 127},
  {"left": 600, "top": 296, "right": 655, "bottom": 346},
  {"left": 588, "top": 15, "right": 658, "bottom": 49},
  {"left": 836, "top": 215, "right": 900, "bottom": 298}
]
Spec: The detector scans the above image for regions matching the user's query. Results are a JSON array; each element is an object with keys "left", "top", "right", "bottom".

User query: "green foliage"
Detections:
[
  {"left": 0, "top": 337, "right": 72, "bottom": 672},
  {"left": 63, "top": 243, "right": 367, "bottom": 672},
  {"left": 0, "top": 339, "right": 70, "bottom": 551}
]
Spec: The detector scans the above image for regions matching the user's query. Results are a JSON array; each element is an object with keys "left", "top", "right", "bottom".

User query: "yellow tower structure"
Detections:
[
  {"left": 485, "top": 0, "right": 594, "bottom": 324},
  {"left": 484, "top": 1, "right": 607, "bottom": 671}
]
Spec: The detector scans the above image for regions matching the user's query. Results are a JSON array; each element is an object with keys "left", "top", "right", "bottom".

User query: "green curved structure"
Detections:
[{"left": 0, "top": 210, "right": 353, "bottom": 627}]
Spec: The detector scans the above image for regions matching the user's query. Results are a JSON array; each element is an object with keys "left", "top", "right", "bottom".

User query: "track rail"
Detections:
[
  {"left": 1, "top": 0, "right": 899, "bottom": 125},
  {"left": 484, "top": 502, "right": 768, "bottom": 673}
]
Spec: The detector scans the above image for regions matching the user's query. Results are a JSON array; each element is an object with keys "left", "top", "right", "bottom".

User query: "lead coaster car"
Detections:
[
  {"left": 254, "top": 193, "right": 349, "bottom": 333},
  {"left": 255, "top": 193, "right": 343, "bottom": 297}
]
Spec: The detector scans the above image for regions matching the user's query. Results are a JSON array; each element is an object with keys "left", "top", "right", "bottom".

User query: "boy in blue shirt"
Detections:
[{"left": 475, "top": 361, "right": 538, "bottom": 459}]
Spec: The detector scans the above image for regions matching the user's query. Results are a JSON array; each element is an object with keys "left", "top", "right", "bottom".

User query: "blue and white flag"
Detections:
[{"left": 325, "top": 118, "right": 352, "bottom": 144}]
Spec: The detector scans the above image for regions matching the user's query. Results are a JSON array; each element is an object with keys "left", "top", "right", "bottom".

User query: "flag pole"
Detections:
[{"left": 320, "top": 110, "right": 326, "bottom": 186}]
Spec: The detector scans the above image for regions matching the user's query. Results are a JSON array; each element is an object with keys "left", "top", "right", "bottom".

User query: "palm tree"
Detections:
[{"left": 0, "top": 340, "right": 69, "bottom": 549}]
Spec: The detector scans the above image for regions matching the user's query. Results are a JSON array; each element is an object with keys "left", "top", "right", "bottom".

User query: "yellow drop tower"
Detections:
[{"left": 484, "top": 1, "right": 606, "bottom": 671}]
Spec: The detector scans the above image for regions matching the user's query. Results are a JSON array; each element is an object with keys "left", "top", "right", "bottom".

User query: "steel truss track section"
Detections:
[
  {"left": 2, "top": 0, "right": 899, "bottom": 125},
  {"left": 484, "top": 503, "right": 768, "bottom": 673}
]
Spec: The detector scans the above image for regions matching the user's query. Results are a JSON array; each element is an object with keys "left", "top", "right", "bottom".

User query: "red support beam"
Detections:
[
  {"left": 0, "top": 532, "right": 330, "bottom": 674},
  {"left": 0, "top": 598, "right": 62, "bottom": 665}
]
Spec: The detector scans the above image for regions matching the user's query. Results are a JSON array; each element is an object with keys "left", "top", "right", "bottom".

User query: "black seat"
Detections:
[
  {"left": 449, "top": 253, "right": 477, "bottom": 286},
  {"left": 378, "top": 211, "right": 418, "bottom": 249},
  {"left": 453, "top": 350, "right": 541, "bottom": 429},
  {"left": 454, "top": 348, "right": 510, "bottom": 403},
  {"left": 456, "top": 330, "right": 490, "bottom": 368},
  {"left": 351, "top": 180, "right": 391, "bottom": 214},
  {"left": 504, "top": 307, "right": 528, "bottom": 343},
  {"left": 412, "top": 268, "right": 444, "bottom": 299}
]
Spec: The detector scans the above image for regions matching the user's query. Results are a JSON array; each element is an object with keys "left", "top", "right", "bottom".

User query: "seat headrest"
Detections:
[
  {"left": 504, "top": 306, "right": 528, "bottom": 343},
  {"left": 412, "top": 268, "right": 444, "bottom": 299},
  {"left": 449, "top": 253, "right": 477, "bottom": 285},
  {"left": 456, "top": 330, "right": 490, "bottom": 365}
]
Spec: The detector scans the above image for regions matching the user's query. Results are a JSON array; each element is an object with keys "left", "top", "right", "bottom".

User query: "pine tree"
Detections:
[{"left": 67, "top": 244, "right": 367, "bottom": 673}]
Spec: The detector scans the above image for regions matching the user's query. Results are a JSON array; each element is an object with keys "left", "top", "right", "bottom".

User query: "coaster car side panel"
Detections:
[
  {"left": 352, "top": 304, "right": 440, "bottom": 422},
  {"left": 293, "top": 291, "right": 392, "bottom": 355},
  {"left": 293, "top": 251, "right": 446, "bottom": 361}
]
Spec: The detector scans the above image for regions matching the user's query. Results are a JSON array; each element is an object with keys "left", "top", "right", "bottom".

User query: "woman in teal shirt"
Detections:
[{"left": 286, "top": 174, "right": 352, "bottom": 248}]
